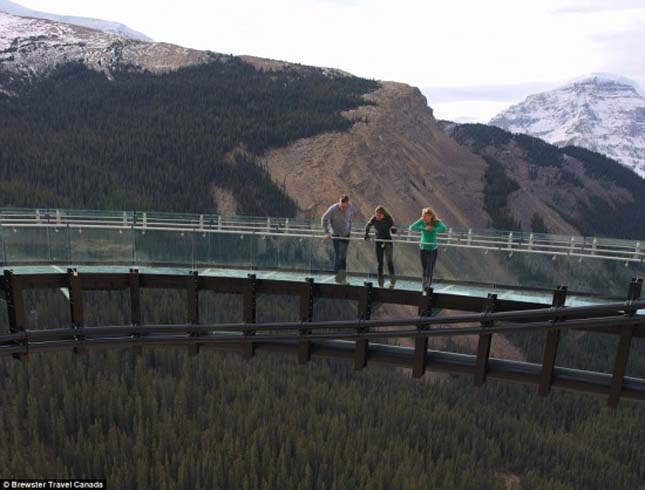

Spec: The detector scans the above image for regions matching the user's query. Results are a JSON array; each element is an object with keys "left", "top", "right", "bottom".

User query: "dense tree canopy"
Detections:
[{"left": 0, "top": 60, "right": 377, "bottom": 215}]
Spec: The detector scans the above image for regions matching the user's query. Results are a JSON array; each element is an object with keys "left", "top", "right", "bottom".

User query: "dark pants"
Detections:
[
  {"left": 420, "top": 248, "right": 438, "bottom": 289},
  {"left": 332, "top": 236, "right": 350, "bottom": 273},
  {"left": 375, "top": 242, "right": 395, "bottom": 283}
]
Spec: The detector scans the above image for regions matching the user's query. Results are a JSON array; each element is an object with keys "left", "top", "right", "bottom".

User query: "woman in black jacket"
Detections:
[{"left": 364, "top": 205, "right": 397, "bottom": 288}]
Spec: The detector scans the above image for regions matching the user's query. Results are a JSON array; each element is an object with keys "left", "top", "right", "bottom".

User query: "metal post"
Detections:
[
  {"left": 467, "top": 229, "right": 472, "bottom": 246},
  {"left": 3, "top": 270, "right": 25, "bottom": 360},
  {"left": 591, "top": 237, "right": 597, "bottom": 255},
  {"left": 608, "top": 278, "right": 642, "bottom": 408},
  {"left": 354, "top": 282, "right": 373, "bottom": 370},
  {"left": 187, "top": 271, "right": 200, "bottom": 356},
  {"left": 298, "top": 278, "right": 315, "bottom": 364},
  {"left": 528, "top": 232, "right": 534, "bottom": 251},
  {"left": 129, "top": 268, "right": 143, "bottom": 355},
  {"left": 474, "top": 294, "right": 498, "bottom": 387},
  {"left": 538, "top": 286, "right": 568, "bottom": 396},
  {"left": 412, "top": 287, "right": 434, "bottom": 378},
  {"left": 242, "top": 274, "right": 257, "bottom": 360},
  {"left": 67, "top": 268, "right": 85, "bottom": 354}
]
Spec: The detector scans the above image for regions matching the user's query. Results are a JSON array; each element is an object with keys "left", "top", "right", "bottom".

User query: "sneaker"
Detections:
[{"left": 388, "top": 278, "right": 396, "bottom": 289}]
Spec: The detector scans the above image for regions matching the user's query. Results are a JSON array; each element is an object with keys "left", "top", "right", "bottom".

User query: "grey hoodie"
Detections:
[{"left": 321, "top": 203, "right": 354, "bottom": 236}]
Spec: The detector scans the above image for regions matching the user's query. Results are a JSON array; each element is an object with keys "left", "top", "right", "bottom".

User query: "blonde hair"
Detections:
[
  {"left": 374, "top": 205, "right": 393, "bottom": 221},
  {"left": 422, "top": 207, "right": 439, "bottom": 225}
]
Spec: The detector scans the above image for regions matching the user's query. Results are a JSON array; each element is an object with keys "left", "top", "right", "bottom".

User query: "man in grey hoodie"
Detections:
[{"left": 321, "top": 195, "right": 353, "bottom": 284}]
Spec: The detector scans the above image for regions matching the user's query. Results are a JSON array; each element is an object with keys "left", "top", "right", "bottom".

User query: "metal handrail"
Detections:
[{"left": 1, "top": 208, "right": 644, "bottom": 263}]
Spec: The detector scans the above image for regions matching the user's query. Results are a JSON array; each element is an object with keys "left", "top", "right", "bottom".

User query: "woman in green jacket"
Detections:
[{"left": 408, "top": 207, "right": 447, "bottom": 290}]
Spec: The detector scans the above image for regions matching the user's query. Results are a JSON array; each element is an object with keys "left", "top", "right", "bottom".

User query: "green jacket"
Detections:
[{"left": 408, "top": 218, "right": 447, "bottom": 250}]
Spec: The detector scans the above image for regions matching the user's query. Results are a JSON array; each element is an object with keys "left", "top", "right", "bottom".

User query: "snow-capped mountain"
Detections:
[
  {"left": 0, "top": 11, "right": 217, "bottom": 94},
  {"left": 0, "top": 0, "right": 152, "bottom": 41},
  {"left": 490, "top": 74, "right": 645, "bottom": 179},
  {"left": 0, "top": 10, "right": 350, "bottom": 96}
]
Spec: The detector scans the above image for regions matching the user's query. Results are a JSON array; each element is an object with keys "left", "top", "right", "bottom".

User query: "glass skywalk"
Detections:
[{"left": 1, "top": 208, "right": 644, "bottom": 305}]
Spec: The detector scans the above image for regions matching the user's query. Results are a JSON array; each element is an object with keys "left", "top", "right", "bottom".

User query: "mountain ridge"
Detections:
[
  {"left": 490, "top": 74, "right": 645, "bottom": 179},
  {"left": 0, "top": 0, "right": 152, "bottom": 41}
]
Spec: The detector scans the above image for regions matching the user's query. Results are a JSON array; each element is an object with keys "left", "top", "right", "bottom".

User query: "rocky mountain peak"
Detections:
[{"left": 489, "top": 74, "right": 645, "bottom": 178}]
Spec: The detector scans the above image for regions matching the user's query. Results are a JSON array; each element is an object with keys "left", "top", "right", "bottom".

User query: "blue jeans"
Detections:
[{"left": 332, "top": 236, "right": 350, "bottom": 273}]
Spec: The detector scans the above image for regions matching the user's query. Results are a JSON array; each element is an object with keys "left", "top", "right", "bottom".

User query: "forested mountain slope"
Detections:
[
  {"left": 0, "top": 60, "right": 376, "bottom": 216},
  {"left": 443, "top": 123, "right": 645, "bottom": 239}
]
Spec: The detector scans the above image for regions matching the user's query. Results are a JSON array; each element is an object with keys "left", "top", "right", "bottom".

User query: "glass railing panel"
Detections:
[
  {"left": 198, "top": 231, "right": 253, "bottom": 270},
  {"left": 344, "top": 237, "right": 374, "bottom": 280},
  {"left": 309, "top": 235, "right": 336, "bottom": 275},
  {"left": 192, "top": 230, "right": 212, "bottom": 269},
  {"left": 68, "top": 226, "right": 134, "bottom": 266},
  {"left": 133, "top": 228, "right": 193, "bottom": 267},
  {"left": 433, "top": 245, "right": 499, "bottom": 286},
  {"left": 250, "top": 233, "right": 313, "bottom": 273},
  {"left": 1, "top": 226, "right": 69, "bottom": 265},
  {"left": 432, "top": 243, "right": 645, "bottom": 299}
]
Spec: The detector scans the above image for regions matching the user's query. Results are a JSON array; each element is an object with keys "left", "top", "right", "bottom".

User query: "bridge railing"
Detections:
[
  {"left": 1, "top": 208, "right": 644, "bottom": 299},
  {"left": 1, "top": 207, "right": 643, "bottom": 260},
  {"left": 0, "top": 268, "right": 643, "bottom": 407}
]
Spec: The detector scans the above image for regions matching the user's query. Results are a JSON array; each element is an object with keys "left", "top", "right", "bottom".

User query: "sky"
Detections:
[{"left": 11, "top": 0, "right": 645, "bottom": 122}]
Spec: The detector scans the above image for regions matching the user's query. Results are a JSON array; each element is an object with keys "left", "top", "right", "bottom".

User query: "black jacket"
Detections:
[{"left": 364, "top": 215, "right": 397, "bottom": 240}]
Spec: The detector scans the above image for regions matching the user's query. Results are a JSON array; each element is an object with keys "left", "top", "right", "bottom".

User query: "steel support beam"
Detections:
[
  {"left": 242, "top": 274, "right": 257, "bottom": 360},
  {"left": 187, "top": 271, "right": 200, "bottom": 356},
  {"left": 538, "top": 286, "right": 568, "bottom": 396},
  {"left": 354, "top": 282, "right": 373, "bottom": 370},
  {"left": 129, "top": 268, "right": 143, "bottom": 355},
  {"left": 67, "top": 268, "right": 85, "bottom": 354},
  {"left": 608, "top": 278, "right": 642, "bottom": 408},
  {"left": 298, "top": 278, "right": 315, "bottom": 364},
  {"left": 413, "top": 287, "right": 434, "bottom": 378},
  {"left": 474, "top": 294, "right": 498, "bottom": 386},
  {"left": 3, "top": 270, "right": 25, "bottom": 360}
]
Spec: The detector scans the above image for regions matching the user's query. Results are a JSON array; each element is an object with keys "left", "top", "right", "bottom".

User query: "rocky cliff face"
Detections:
[{"left": 261, "top": 82, "right": 490, "bottom": 227}]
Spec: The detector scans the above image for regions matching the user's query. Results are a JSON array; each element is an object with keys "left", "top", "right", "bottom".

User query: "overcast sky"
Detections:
[{"left": 13, "top": 0, "right": 645, "bottom": 121}]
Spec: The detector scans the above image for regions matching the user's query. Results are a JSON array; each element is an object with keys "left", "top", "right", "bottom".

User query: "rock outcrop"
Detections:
[{"left": 261, "top": 82, "right": 490, "bottom": 227}]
